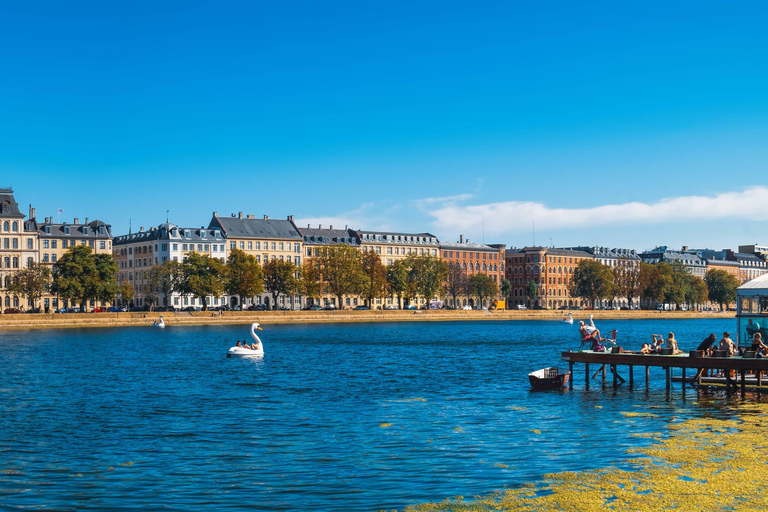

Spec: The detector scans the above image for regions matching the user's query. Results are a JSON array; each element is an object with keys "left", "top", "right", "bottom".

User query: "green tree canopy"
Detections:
[
  {"left": 570, "top": 259, "right": 614, "bottom": 308},
  {"left": 178, "top": 252, "right": 225, "bottom": 311},
  {"left": 386, "top": 259, "right": 409, "bottom": 309},
  {"left": 444, "top": 262, "right": 468, "bottom": 307},
  {"left": 299, "top": 257, "right": 323, "bottom": 303},
  {"left": 149, "top": 259, "right": 184, "bottom": 307},
  {"left": 361, "top": 250, "right": 388, "bottom": 307},
  {"left": 52, "top": 245, "right": 98, "bottom": 311},
  {"left": 7, "top": 261, "right": 50, "bottom": 308},
  {"left": 408, "top": 254, "right": 449, "bottom": 305},
  {"left": 468, "top": 273, "right": 499, "bottom": 308},
  {"left": 500, "top": 278, "right": 511, "bottom": 302},
  {"left": 262, "top": 258, "right": 300, "bottom": 309},
  {"left": 94, "top": 253, "right": 119, "bottom": 305},
  {"left": 526, "top": 279, "right": 538, "bottom": 303},
  {"left": 705, "top": 269, "right": 739, "bottom": 311},
  {"left": 318, "top": 245, "right": 367, "bottom": 308},
  {"left": 225, "top": 249, "right": 264, "bottom": 306}
]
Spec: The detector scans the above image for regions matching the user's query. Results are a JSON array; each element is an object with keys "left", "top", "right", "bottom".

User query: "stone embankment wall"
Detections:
[{"left": 0, "top": 309, "right": 735, "bottom": 330}]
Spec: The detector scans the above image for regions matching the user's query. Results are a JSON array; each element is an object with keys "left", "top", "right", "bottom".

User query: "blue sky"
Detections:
[{"left": 2, "top": 1, "right": 767, "bottom": 251}]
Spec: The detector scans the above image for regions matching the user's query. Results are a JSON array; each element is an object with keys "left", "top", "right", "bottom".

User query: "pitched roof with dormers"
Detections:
[
  {"left": 38, "top": 219, "right": 112, "bottom": 239},
  {"left": 209, "top": 214, "right": 302, "bottom": 240},
  {"left": 295, "top": 225, "right": 360, "bottom": 246},
  {"left": 356, "top": 230, "right": 440, "bottom": 245},
  {"left": 0, "top": 188, "right": 25, "bottom": 218},
  {"left": 114, "top": 223, "right": 224, "bottom": 246}
]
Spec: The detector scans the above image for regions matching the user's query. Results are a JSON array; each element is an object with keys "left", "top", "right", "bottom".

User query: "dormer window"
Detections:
[
  {"left": 201, "top": 231, "right": 207, "bottom": 239},
  {"left": 82, "top": 226, "right": 89, "bottom": 235},
  {"left": 1, "top": 202, "right": 9, "bottom": 214},
  {"left": 63, "top": 225, "right": 70, "bottom": 235},
  {"left": 185, "top": 231, "right": 191, "bottom": 239},
  {"left": 45, "top": 225, "right": 51, "bottom": 234}
]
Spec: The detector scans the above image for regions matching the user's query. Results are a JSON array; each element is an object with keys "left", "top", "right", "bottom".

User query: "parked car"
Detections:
[
  {"left": 303, "top": 305, "right": 324, "bottom": 311},
  {"left": 92, "top": 307, "right": 107, "bottom": 313},
  {"left": 384, "top": 305, "right": 399, "bottom": 310},
  {"left": 107, "top": 307, "right": 121, "bottom": 312},
  {"left": 516, "top": 305, "right": 527, "bottom": 310},
  {"left": 247, "top": 304, "right": 268, "bottom": 311},
  {"left": 323, "top": 305, "right": 337, "bottom": 310},
  {"left": 277, "top": 306, "right": 291, "bottom": 311},
  {"left": 182, "top": 306, "right": 200, "bottom": 312},
  {"left": 24, "top": 307, "right": 42, "bottom": 314},
  {"left": 353, "top": 305, "right": 370, "bottom": 310},
  {"left": 3, "top": 308, "right": 21, "bottom": 314}
]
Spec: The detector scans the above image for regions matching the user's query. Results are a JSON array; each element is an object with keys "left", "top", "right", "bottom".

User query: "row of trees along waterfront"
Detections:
[{"left": 566, "top": 259, "right": 740, "bottom": 310}]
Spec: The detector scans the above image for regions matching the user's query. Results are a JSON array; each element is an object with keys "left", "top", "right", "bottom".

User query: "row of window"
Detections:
[
  {"left": 231, "top": 241, "right": 301, "bottom": 253},
  {"left": 442, "top": 251, "right": 500, "bottom": 261},
  {"left": 2, "top": 221, "right": 19, "bottom": 232}
]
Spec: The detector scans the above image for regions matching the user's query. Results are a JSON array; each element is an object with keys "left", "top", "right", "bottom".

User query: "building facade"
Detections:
[
  {"left": 440, "top": 235, "right": 505, "bottom": 308},
  {"left": 209, "top": 212, "right": 303, "bottom": 309},
  {"left": 113, "top": 222, "right": 228, "bottom": 310},
  {"left": 571, "top": 246, "right": 641, "bottom": 309},
  {"left": 639, "top": 246, "right": 707, "bottom": 278}
]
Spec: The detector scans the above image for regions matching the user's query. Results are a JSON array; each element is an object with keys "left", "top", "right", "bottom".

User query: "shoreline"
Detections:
[{"left": 0, "top": 309, "right": 735, "bottom": 330}]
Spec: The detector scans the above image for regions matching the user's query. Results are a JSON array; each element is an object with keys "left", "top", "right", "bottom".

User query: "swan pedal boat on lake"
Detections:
[
  {"left": 227, "top": 323, "right": 264, "bottom": 357},
  {"left": 152, "top": 315, "right": 165, "bottom": 328},
  {"left": 562, "top": 312, "right": 573, "bottom": 324}
]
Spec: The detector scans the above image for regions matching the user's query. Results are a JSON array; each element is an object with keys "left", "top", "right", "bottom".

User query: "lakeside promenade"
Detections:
[{"left": 0, "top": 309, "right": 734, "bottom": 330}]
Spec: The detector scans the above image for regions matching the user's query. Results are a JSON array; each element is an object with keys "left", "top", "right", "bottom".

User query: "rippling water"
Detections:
[{"left": 0, "top": 318, "right": 750, "bottom": 511}]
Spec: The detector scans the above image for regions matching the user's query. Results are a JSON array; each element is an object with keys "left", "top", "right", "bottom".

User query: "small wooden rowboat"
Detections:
[{"left": 528, "top": 367, "right": 570, "bottom": 390}]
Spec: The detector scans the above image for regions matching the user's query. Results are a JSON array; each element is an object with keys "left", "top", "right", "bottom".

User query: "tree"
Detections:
[
  {"left": 7, "top": 261, "right": 50, "bottom": 309},
  {"left": 178, "top": 252, "right": 225, "bottom": 311},
  {"left": 361, "top": 250, "right": 388, "bottom": 307},
  {"left": 640, "top": 262, "right": 672, "bottom": 308},
  {"left": 93, "top": 253, "right": 119, "bottom": 306},
  {"left": 408, "top": 255, "right": 449, "bottom": 305},
  {"left": 386, "top": 259, "right": 409, "bottom": 309},
  {"left": 262, "top": 258, "right": 299, "bottom": 309},
  {"left": 149, "top": 260, "right": 184, "bottom": 307},
  {"left": 705, "top": 269, "right": 739, "bottom": 311},
  {"left": 444, "top": 262, "right": 468, "bottom": 307},
  {"left": 570, "top": 259, "right": 614, "bottom": 308},
  {"left": 119, "top": 281, "right": 135, "bottom": 306},
  {"left": 225, "top": 249, "right": 264, "bottom": 307},
  {"left": 318, "top": 245, "right": 367, "bottom": 309},
  {"left": 500, "top": 278, "right": 511, "bottom": 302},
  {"left": 526, "top": 279, "right": 538, "bottom": 304},
  {"left": 614, "top": 259, "right": 642, "bottom": 307},
  {"left": 666, "top": 262, "right": 689, "bottom": 309},
  {"left": 686, "top": 275, "right": 709, "bottom": 310},
  {"left": 299, "top": 257, "right": 323, "bottom": 305},
  {"left": 467, "top": 273, "right": 499, "bottom": 308},
  {"left": 52, "top": 245, "right": 98, "bottom": 311}
]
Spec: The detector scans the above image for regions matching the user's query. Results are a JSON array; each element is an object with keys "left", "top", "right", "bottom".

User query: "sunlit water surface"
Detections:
[{"left": 0, "top": 318, "right": 751, "bottom": 511}]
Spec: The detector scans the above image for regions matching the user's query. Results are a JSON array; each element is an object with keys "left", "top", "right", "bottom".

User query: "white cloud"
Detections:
[
  {"left": 295, "top": 202, "right": 399, "bottom": 232},
  {"left": 425, "top": 186, "right": 768, "bottom": 236}
]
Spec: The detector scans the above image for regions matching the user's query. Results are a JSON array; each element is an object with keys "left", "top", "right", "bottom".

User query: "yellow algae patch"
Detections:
[
  {"left": 380, "top": 423, "right": 393, "bottom": 428},
  {"left": 529, "top": 429, "right": 541, "bottom": 434},
  {"left": 386, "top": 398, "right": 427, "bottom": 403},
  {"left": 454, "top": 427, "right": 463, "bottom": 433},
  {"left": 594, "top": 405, "right": 602, "bottom": 409},
  {"left": 509, "top": 406, "right": 527, "bottom": 411},
  {"left": 405, "top": 403, "right": 768, "bottom": 511},
  {"left": 491, "top": 463, "right": 509, "bottom": 468},
  {"left": 621, "top": 412, "right": 659, "bottom": 418}
]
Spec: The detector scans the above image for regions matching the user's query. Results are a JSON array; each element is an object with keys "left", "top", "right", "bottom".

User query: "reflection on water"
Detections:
[{"left": 0, "top": 318, "right": 758, "bottom": 511}]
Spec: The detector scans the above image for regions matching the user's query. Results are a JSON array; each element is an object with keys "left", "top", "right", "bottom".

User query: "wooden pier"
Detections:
[{"left": 561, "top": 351, "right": 768, "bottom": 396}]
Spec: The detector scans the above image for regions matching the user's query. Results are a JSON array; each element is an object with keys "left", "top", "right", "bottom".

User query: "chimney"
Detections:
[
  {"left": 466, "top": 239, "right": 470, "bottom": 244},
  {"left": 74, "top": 218, "right": 79, "bottom": 225},
  {"left": 238, "top": 211, "right": 243, "bottom": 219},
  {"left": 29, "top": 205, "right": 35, "bottom": 220},
  {"left": 231, "top": 213, "right": 235, "bottom": 217},
  {"left": 287, "top": 215, "right": 294, "bottom": 221},
  {"left": 308, "top": 224, "right": 311, "bottom": 228},
  {"left": 247, "top": 214, "right": 254, "bottom": 219},
  {"left": 330, "top": 225, "right": 333, "bottom": 230},
  {"left": 140, "top": 226, "right": 145, "bottom": 232},
  {"left": 85, "top": 217, "right": 89, "bottom": 224},
  {"left": 213, "top": 211, "right": 218, "bottom": 218},
  {"left": 263, "top": 215, "right": 269, "bottom": 220},
  {"left": 319, "top": 224, "right": 322, "bottom": 229},
  {"left": 460, "top": 234, "right": 464, "bottom": 243}
]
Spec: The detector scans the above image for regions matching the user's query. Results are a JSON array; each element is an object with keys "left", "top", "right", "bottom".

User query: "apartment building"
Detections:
[{"left": 440, "top": 235, "right": 505, "bottom": 308}]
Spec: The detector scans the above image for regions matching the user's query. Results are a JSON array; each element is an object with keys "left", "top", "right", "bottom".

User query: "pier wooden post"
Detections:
[
  {"left": 585, "top": 363, "right": 589, "bottom": 389},
  {"left": 758, "top": 371, "right": 762, "bottom": 388},
  {"left": 612, "top": 365, "right": 618, "bottom": 389},
  {"left": 665, "top": 367, "right": 670, "bottom": 391},
  {"left": 602, "top": 365, "right": 606, "bottom": 382},
  {"left": 629, "top": 365, "right": 634, "bottom": 389},
  {"left": 645, "top": 366, "right": 650, "bottom": 389},
  {"left": 569, "top": 361, "right": 573, "bottom": 390},
  {"left": 725, "top": 372, "right": 732, "bottom": 396},
  {"left": 741, "top": 370, "right": 746, "bottom": 397},
  {"left": 681, "top": 368, "right": 686, "bottom": 391}
]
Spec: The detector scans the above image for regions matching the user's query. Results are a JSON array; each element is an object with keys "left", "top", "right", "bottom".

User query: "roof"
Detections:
[
  {"left": 209, "top": 215, "right": 302, "bottom": 240},
  {"left": 356, "top": 230, "right": 440, "bottom": 245},
  {"left": 738, "top": 272, "right": 768, "bottom": 296},
  {"left": 114, "top": 223, "right": 223, "bottom": 245},
  {"left": 548, "top": 248, "right": 594, "bottom": 258},
  {"left": 440, "top": 241, "right": 500, "bottom": 252},
  {"left": 38, "top": 219, "right": 112, "bottom": 239},
  {"left": 0, "top": 188, "right": 24, "bottom": 218},
  {"left": 297, "top": 226, "right": 360, "bottom": 246}
]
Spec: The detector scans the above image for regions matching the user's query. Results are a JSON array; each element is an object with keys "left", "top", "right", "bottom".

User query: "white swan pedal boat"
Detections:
[{"left": 227, "top": 323, "right": 264, "bottom": 357}]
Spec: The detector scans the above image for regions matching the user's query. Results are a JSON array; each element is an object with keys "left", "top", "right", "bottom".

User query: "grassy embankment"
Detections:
[{"left": 0, "top": 309, "right": 734, "bottom": 330}]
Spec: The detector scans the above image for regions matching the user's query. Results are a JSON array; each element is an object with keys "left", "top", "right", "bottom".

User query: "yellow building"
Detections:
[{"left": 0, "top": 189, "right": 36, "bottom": 311}]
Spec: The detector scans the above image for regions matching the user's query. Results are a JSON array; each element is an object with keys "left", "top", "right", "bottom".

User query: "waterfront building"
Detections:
[
  {"left": 568, "top": 246, "right": 641, "bottom": 309},
  {"left": 439, "top": 235, "right": 505, "bottom": 308},
  {"left": 356, "top": 229, "right": 440, "bottom": 308},
  {"left": 294, "top": 223, "right": 361, "bottom": 309},
  {"left": 505, "top": 247, "right": 593, "bottom": 309},
  {"left": 209, "top": 212, "right": 303, "bottom": 310},
  {"left": 34, "top": 215, "right": 113, "bottom": 311},
  {"left": 639, "top": 246, "right": 707, "bottom": 278},
  {"left": 694, "top": 249, "right": 768, "bottom": 284},
  {"left": 738, "top": 244, "right": 768, "bottom": 262},
  {"left": 113, "top": 222, "right": 227, "bottom": 310},
  {"left": 0, "top": 189, "right": 38, "bottom": 311}
]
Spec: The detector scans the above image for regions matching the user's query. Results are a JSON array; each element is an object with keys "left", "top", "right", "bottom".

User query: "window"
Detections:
[
  {"left": 27, "top": 238, "right": 33, "bottom": 249},
  {"left": 294, "top": 243, "right": 300, "bottom": 253},
  {"left": 279, "top": 242, "right": 284, "bottom": 251},
  {"left": 12, "top": 239, "right": 18, "bottom": 249},
  {"left": 51, "top": 255, "right": 56, "bottom": 263},
  {"left": 12, "top": 222, "right": 17, "bottom": 232},
  {"left": 197, "top": 244, "right": 202, "bottom": 252},
  {"left": 240, "top": 242, "right": 244, "bottom": 250},
  {"left": 2, "top": 221, "right": 7, "bottom": 231},
  {"left": 43, "top": 240, "right": 49, "bottom": 249},
  {"left": 12, "top": 256, "right": 18, "bottom": 268},
  {"left": 42, "top": 254, "right": 49, "bottom": 262},
  {"left": 271, "top": 242, "right": 276, "bottom": 251}
]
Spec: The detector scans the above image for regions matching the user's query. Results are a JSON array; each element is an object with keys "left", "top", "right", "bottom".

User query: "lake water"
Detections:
[{"left": 0, "top": 318, "right": 750, "bottom": 511}]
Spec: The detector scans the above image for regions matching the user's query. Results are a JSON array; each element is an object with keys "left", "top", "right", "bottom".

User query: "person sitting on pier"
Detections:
[
  {"left": 750, "top": 332, "right": 768, "bottom": 357},
  {"left": 688, "top": 333, "right": 719, "bottom": 384},
  {"left": 579, "top": 320, "right": 603, "bottom": 348},
  {"left": 719, "top": 332, "right": 735, "bottom": 357},
  {"left": 666, "top": 332, "right": 683, "bottom": 355}
]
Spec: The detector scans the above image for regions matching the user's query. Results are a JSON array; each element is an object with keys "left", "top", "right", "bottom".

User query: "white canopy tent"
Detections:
[
  {"left": 737, "top": 274, "right": 768, "bottom": 347},
  {"left": 737, "top": 273, "right": 768, "bottom": 297}
]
